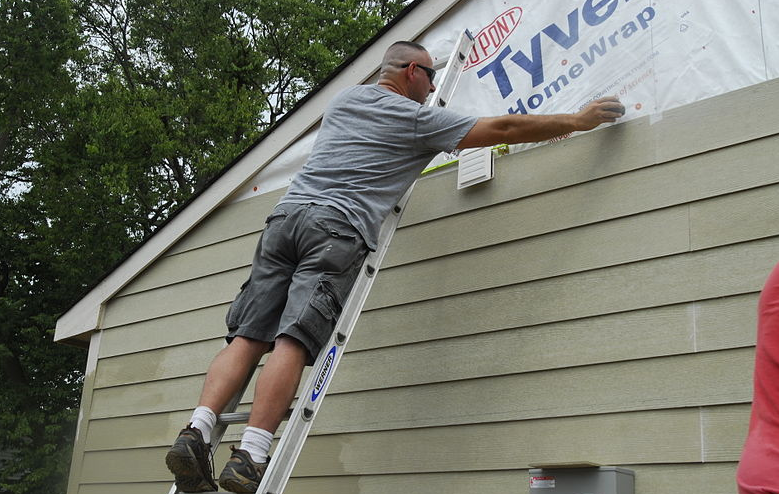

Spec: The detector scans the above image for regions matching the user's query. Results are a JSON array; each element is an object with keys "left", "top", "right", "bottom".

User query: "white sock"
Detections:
[
  {"left": 189, "top": 405, "right": 217, "bottom": 444},
  {"left": 240, "top": 426, "right": 273, "bottom": 463}
]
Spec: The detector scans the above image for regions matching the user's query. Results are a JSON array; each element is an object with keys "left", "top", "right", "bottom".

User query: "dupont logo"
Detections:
[{"left": 465, "top": 7, "right": 523, "bottom": 70}]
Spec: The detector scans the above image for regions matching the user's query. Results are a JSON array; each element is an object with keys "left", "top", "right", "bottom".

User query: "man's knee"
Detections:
[
  {"left": 275, "top": 334, "right": 304, "bottom": 350},
  {"left": 228, "top": 336, "right": 271, "bottom": 360},
  {"left": 274, "top": 335, "right": 308, "bottom": 360}
]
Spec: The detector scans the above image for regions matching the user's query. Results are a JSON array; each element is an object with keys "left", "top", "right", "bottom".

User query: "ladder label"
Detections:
[{"left": 311, "top": 345, "right": 337, "bottom": 402}]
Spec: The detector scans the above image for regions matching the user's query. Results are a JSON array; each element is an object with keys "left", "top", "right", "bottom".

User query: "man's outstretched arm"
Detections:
[{"left": 457, "top": 96, "right": 625, "bottom": 149}]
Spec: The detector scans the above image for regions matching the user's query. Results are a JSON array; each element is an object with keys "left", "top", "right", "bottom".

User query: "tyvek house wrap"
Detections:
[{"left": 228, "top": 0, "right": 778, "bottom": 205}]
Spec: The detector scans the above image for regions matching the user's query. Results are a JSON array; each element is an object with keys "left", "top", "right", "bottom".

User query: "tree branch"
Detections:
[{"left": 0, "top": 171, "right": 32, "bottom": 184}]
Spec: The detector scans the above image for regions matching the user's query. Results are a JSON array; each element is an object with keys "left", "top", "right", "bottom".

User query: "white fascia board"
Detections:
[{"left": 54, "top": 0, "right": 465, "bottom": 343}]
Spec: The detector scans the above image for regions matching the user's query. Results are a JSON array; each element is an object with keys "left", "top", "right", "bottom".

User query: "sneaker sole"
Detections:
[
  {"left": 166, "top": 446, "right": 215, "bottom": 492},
  {"left": 218, "top": 469, "right": 258, "bottom": 493}
]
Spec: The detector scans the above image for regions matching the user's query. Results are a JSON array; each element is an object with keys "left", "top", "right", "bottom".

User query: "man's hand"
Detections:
[{"left": 574, "top": 96, "right": 625, "bottom": 131}]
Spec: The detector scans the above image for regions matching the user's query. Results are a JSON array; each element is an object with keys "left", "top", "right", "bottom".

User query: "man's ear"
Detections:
[{"left": 404, "top": 62, "right": 417, "bottom": 81}]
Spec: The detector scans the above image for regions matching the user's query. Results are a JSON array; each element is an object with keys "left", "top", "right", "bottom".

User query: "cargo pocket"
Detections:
[
  {"left": 225, "top": 279, "right": 251, "bottom": 330},
  {"left": 298, "top": 279, "right": 343, "bottom": 348}
]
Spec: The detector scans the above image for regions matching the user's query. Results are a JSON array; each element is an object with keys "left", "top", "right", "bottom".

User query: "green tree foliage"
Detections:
[
  {"left": 1, "top": 1, "right": 88, "bottom": 492},
  {"left": 0, "top": 0, "right": 409, "bottom": 492}
]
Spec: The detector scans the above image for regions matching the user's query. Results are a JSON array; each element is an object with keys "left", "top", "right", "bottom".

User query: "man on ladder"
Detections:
[{"left": 165, "top": 39, "right": 626, "bottom": 493}]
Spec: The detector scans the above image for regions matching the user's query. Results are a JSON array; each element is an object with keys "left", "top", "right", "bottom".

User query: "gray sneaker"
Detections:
[
  {"left": 218, "top": 446, "right": 269, "bottom": 493},
  {"left": 165, "top": 424, "right": 219, "bottom": 492}
]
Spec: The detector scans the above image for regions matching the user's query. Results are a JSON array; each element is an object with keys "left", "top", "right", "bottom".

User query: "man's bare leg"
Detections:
[
  {"left": 247, "top": 335, "right": 308, "bottom": 433},
  {"left": 167, "top": 336, "right": 271, "bottom": 492},
  {"left": 216, "top": 336, "right": 309, "bottom": 491},
  {"left": 198, "top": 336, "right": 272, "bottom": 414}
]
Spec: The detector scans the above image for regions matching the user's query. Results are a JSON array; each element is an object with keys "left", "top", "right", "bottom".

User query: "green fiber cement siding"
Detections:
[{"left": 78, "top": 406, "right": 746, "bottom": 481}]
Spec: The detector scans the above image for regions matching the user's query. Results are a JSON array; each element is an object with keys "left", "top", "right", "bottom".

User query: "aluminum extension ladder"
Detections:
[{"left": 169, "top": 29, "right": 475, "bottom": 494}]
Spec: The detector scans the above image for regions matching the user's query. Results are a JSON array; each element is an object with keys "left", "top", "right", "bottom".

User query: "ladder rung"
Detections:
[
  {"left": 218, "top": 408, "right": 292, "bottom": 425},
  {"left": 218, "top": 412, "right": 249, "bottom": 424}
]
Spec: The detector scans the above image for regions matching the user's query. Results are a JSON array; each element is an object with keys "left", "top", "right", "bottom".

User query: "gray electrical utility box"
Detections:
[{"left": 528, "top": 466, "right": 635, "bottom": 494}]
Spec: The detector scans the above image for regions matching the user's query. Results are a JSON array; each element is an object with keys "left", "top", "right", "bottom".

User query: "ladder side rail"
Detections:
[
  {"left": 255, "top": 188, "right": 410, "bottom": 494},
  {"left": 255, "top": 29, "right": 475, "bottom": 494}
]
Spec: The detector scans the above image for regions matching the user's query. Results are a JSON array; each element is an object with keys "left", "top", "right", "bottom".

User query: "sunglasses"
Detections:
[{"left": 401, "top": 62, "right": 436, "bottom": 83}]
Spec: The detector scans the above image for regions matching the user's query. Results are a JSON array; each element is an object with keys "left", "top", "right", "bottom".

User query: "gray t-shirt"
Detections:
[{"left": 280, "top": 84, "right": 478, "bottom": 249}]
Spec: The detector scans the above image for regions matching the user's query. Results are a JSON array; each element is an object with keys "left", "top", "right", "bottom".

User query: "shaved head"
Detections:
[
  {"left": 377, "top": 40, "right": 436, "bottom": 104},
  {"left": 380, "top": 41, "right": 429, "bottom": 74}
]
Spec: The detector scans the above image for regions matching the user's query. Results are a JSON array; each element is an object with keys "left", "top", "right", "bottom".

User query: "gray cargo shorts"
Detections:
[{"left": 224, "top": 203, "right": 369, "bottom": 364}]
